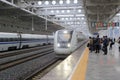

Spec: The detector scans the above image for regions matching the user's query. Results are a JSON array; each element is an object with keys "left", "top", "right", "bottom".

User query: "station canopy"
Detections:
[{"left": 0, "top": 0, "right": 120, "bottom": 34}]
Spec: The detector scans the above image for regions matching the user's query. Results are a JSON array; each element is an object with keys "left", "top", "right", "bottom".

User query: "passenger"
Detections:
[
  {"left": 92, "top": 37, "right": 95, "bottom": 51},
  {"left": 89, "top": 37, "right": 93, "bottom": 52},
  {"left": 103, "top": 36, "right": 109, "bottom": 55},
  {"left": 117, "top": 37, "right": 120, "bottom": 52},
  {"left": 114, "top": 38, "right": 116, "bottom": 42},
  {"left": 94, "top": 35, "right": 100, "bottom": 53},
  {"left": 109, "top": 38, "right": 114, "bottom": 50}
]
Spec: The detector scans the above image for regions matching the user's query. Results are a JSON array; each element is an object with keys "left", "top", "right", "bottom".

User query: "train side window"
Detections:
[
  {"left": 10, "top": 38, "right": 14, "bottom": 41},
  {"left": 0, "top": 38, "right": 2, "bottom": 42}
]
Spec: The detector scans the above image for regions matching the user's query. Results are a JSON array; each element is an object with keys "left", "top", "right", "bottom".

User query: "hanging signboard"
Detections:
[{"left": 91, "top": 22, "right": 119, "bottom": 30}]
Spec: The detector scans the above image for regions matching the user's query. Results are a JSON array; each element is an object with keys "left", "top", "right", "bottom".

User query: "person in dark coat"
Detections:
[
  {"left": 103, "top": 36, "right": 109, "bottom": 55},
  {"left": 95, "top": 35, "right": 100, "bottom": 53}
]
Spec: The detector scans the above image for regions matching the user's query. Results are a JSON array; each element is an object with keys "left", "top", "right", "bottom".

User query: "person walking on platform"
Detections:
[
  {"left": 117, "top": 37, "right": 120, "bottom": 52},
  {"left": 89, "top": 37, "right": 93, "bottom": 52},
  {"left": 103, "top": 36, "right": 109, "bottom": 55},
  {"left": 95, "top": 35, "right": 100, "bottom": 53},
  {"left": 109, "top": 38, "right": 114, "bottom": 50}
]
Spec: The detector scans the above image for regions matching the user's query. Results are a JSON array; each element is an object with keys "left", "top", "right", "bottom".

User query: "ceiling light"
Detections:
[
  {"left": 76, "top": 14, "right": 85, "bottom": 16},
  {"left": 56, "top": 10, "right": 59, "bottom": 13},
  {"left": 77, "top": 18, "right": 80, "bottom": 20},
  {"left": 51, "top": 10, "right": 54, "bottom": 13},
  {"left": 45, "top": 1, "right": 49, "bottom": 5},
  {"left": 56, "top": 15, "right": 74, "bottom": 17},
  {"left": 59, "top": 0, "right": 63, "bottom": 4},
  {"left": 66, "top": 18, "right": 68, "bottom": 20},
  {"left": 61, "top": 18, "right": 64, "bottom": 20},
  {"left": 66, "top": 0, "right": 70, "bottom": 4},
  {"left": 81, "top": 17, "right": 84, "bottom": 20},
  {"left": 70, "top": 18, "right": 72, "bottom": 20},
  {"left": 67, "top": 10, "right": 70, "bottom": 13},
  {"left": 52, "top": 0, "right": 56, "bottom": 5},
  {"left": 61, "top": 10, "right": 65, "bottom": 13},
  {"left": 38, "top": 1, "right": 42, "bottom": 5},
  {"left": 74, "top": 0, "right": 78, "bottom": 4},
  {"left": 78, "top": 9, "right": 81, "bottom": 13}
]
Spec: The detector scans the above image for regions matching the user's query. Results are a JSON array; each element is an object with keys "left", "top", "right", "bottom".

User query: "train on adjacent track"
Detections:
[
  {"left": 0, "top": 32, "right": 53, "bottom": 51},
  {"left": 54, "top": 29, "right": 87, "bottom": 55}
]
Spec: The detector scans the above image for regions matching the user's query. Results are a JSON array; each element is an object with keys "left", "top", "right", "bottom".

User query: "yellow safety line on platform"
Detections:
[{"left": 70, "top": 47, "right": 89, "bottom": 80}]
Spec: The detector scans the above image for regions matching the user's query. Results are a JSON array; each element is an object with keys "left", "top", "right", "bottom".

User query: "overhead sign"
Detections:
[{"left": 91, "top": 22, "right": 119, "bottom": 29}]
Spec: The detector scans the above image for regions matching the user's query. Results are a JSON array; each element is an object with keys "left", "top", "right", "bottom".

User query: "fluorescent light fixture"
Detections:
[
  {"left": 51, "top": 10, "right": 54, "bottom": 13},
  {"left": 38, "top": 1, "right": 42, "bottom": 5},
  {"left": 45, "top": 1, "right": 49, "bottom": 5},
  {"left": 65, "top": 18, "right": 68, "bottom": 20},
  {"left": 74, "top": 0, "right": 78, "bottom": 4},
  {"left": 66, "top": 0, "right": 70, "bottom": 4},
  {"left": 56, "top": 10, "right": 59, "bottom": 13},
  {"left": 78, "top": 9, "right": 81, "bottom": 13},
  {"left": 61, "top": 18, "right": 64, "bottom": 20},
  {"left": 59, "top": 0, "right": 63, "bottom": 4},
  {"left": 70, "top": 17, "right": 72, "bottom": 20},
  {"left": 52, "top": 0, "right": 56, "bottom": 5},
  {"left": 81, "top": 17, "right": 84, "bottom": 20},
  {"left": 61, "top": 10, "right": 65, "bottom": 13},
  {"left": 67, "top": 10, "right": 70, "bottom": 13},
  {"left": 76, "top": 14, "right": 85, "bottom": 16},
  {"left": 56, "top": 15, "right": 74, "bottom": 17},
  {"left": 77, "top": 18, "right": 80, "bottom": 20}
]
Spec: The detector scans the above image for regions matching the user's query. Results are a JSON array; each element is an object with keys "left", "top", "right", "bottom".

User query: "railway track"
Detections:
[
  {"left": 0, "top": 45, "right": 61, "bottom": 80},
  {"left": 24, "top": 57, "right": 60, "bottom": 80},
  {"left": 0, "top": 47, "right": 53, "bottom": 71},
  {"left": 0, "top": 45, "right": 53, "bottom": 58}
]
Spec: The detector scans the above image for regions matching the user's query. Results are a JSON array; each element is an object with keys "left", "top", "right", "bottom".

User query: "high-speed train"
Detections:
[
  {"left": 0, "top": 32, "right": 53, "bottom": 51},
  {"left": 54, "top": 29, "right": 87, "bottom": 55}
]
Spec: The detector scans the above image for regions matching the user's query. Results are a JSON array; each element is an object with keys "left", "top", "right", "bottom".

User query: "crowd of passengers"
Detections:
[{"left": 88, "top": 35, "right": 120, "bottom": 55}]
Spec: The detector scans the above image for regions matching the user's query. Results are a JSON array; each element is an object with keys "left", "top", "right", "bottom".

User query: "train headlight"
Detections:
[
  {"left": 67, "top": 43, "right": 71, "bottom": 47},
  {"left": 57, "top": 43, "right": 60, "bottom": 47}
]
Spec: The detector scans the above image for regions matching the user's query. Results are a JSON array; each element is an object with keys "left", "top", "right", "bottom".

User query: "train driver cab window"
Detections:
[{"left": 57, "top": 30, "right": 73, "bottom": 43}]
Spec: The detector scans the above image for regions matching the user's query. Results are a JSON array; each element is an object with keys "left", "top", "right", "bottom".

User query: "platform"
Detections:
[
  {"left": 37, "top": 43, "right": 120, "bottom": 80},
  {"left": 38, "top": 44, "right": 87, "bottom": 80},
  {"left": 86, "top": 43, "right": 120, "bottom": 80}
]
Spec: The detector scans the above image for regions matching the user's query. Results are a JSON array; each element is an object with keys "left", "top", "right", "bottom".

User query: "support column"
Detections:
[{"left": 32, "top": 16, "right": 34, "bottom": 31}]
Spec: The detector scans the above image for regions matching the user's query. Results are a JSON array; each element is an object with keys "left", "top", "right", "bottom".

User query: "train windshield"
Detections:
[{"left": 57, "top": 30, "right": 73, "bottom": 43}]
